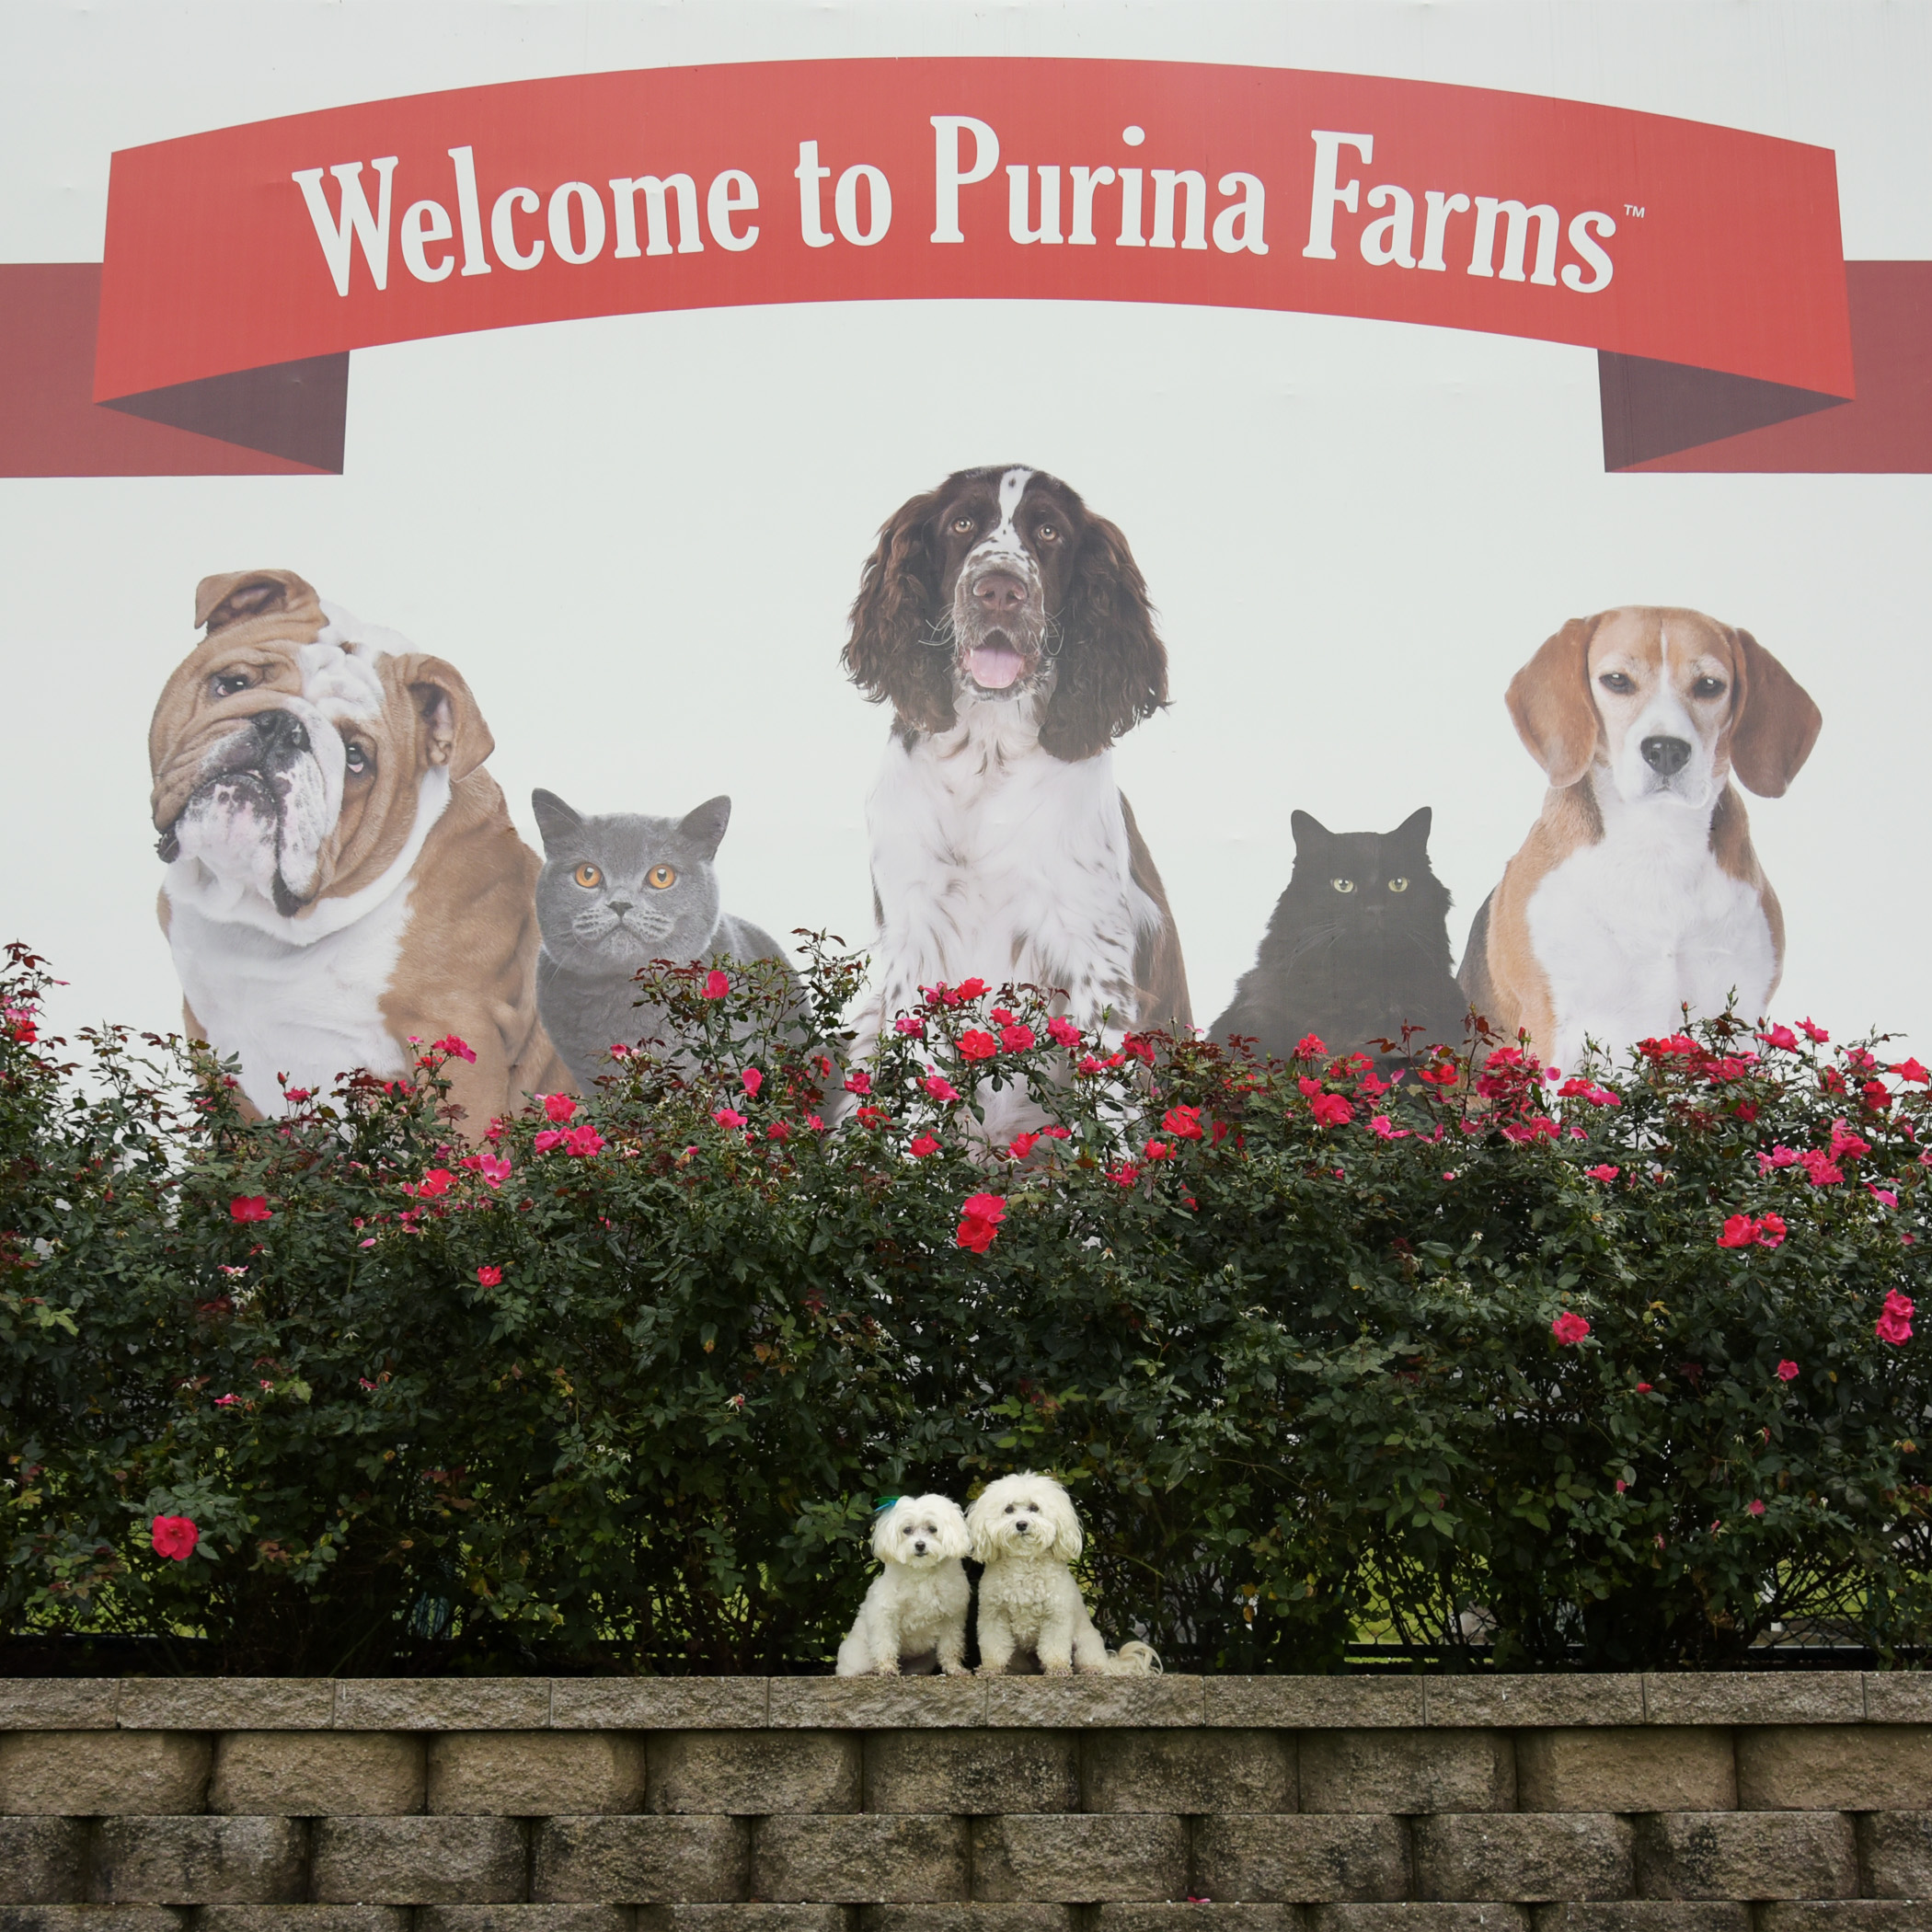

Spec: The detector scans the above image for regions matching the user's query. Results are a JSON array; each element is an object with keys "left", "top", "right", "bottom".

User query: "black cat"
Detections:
[{"left": 1212, "top": 808, "right": 1469, "bottom": 1066}]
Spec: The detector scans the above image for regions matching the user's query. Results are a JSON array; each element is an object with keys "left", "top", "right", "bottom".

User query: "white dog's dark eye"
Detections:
[
  {"left": 902, "top": 1523, "right": 914, "bottom": 1534},
  {"left": 1004, "top": 1503, "right": 1015, "bottom": 1513},
  {"left": 211, "top": 672, "right": 251, "bottom": 698},
  {"left": 1692, "top": 675, "right": 1727, "bottom": 698},
  {"left": 1598, "top": 671, "right": 1636, "bottom": 694}
]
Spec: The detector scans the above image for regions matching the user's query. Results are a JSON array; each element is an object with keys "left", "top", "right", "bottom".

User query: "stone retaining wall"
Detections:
[{"left": 3, "top": 1673, "right": 1929, "bottom": 1930}]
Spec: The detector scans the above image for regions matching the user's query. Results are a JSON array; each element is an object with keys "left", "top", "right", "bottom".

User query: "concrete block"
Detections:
[
  {"left": 553, "top": 1684, "right": 769, "bottom": 1731},
  {"left": 751, "top": 1816, "right": 968, "bottom": 1903},
  {"left": 210, "top": 1733, "right": 425, "bottom": 1816},
  {"left": 418, "top": 1913, "right": 636, "bottom": 1932},
  {"left": 1514, "top": 1731, "right": 1733, "bottom": 1813},
  {"left": 429, "top": 1732, "right": 647, "bottom": 1815},
  {"left": 767, "top": 1683, "right": 984, "bottom": 1731},
  {"left": 1082, "top": 1731, "right": 1291, "bottom": 1815},
  {"left": 862, "top": 1731, "right": 1078, "bottom": 1816},
  {"left": 1861, "top": 1675, "right": 1932, "bottom": 1724},
  {"left": 533, "top": 1816, "right": 751, "bottom": 1904},
  {"left": 1855, "top": 1810, "right": 1932, "bottom": 1898},
  {"left": 648, "top": 1732, "right": 858, "bottom": 1815},
  {"left": 1309, "top": 1913, "right": 1530, "bottom": 1932},
  {"left": 1736, "top": 1726, "right": 1932, "bottom": 1810},
  {"left": 310, "top": 1815, "right": 528, "bottom": 1903},
  {"left": 1528, "top": 1910, "right": 1751, "bottom": 1931},
  {"left": 647, "top": 1913, "right": 845, "bottom": 1932},
  {"left": 982, "top": 1682, "right": 1204, "bottom": 1731},
  {"left": 195, "top": 1913, "right": 412, "bottom": 1932},
  {"left": 1639, "top": 1674, "right": 1863, "bottom": 1727},
  {"left": 89, "top": 1817, "right": 306, "bottom": 1905},
  {"left": 1411, "top": 1815, "right": 1632, "bottom": 1903},
  {"left": 0, "top": 1732, "right": 212, "bottom": 1815},
  {"left": 1204, "top": 1683, "right": 1422, "bottom": 1731},
  {"left": 1425, "top": 1681, "right": 1646, "bottom": 1730},
  {"left": 969, "top": 1815, "right": 1187, "bottom": 1903},
  {"left": 0, "top": 1912, "right": 188, "bottom": 1931},
  {"left": 1092, "top": 1910, "right": 1294, "bottom": 1932},
  {"left": 1299, "top": 1731, "right": 1512, "bottom": 1815},
  {"left": 0, "top": 1816, "right": 87, "bottom": 1903},
  {"left": 330, "top": 1681, "right": 550, "bottom": 1731},
  {"left": 1192, "top": 1815, "right": 1409, "bottom": 1904},
  {"left": 0, "top": 1683, "right": 117, "bottom": 1730},
  {"left": 1632, "top": 1811, "right": 1856, "bottom": 1901},
  {"left": 861, "top": 1911, "right": 1073, "bottom": 1932},
  {"left": 116, "top": 1683, "right": 333, "bottom": 1732},
  {"left": 1757, "top": 1910, "right": 1932, "bottom": 1932}
]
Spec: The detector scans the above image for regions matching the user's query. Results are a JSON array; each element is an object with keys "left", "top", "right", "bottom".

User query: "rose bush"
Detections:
[{"left": 2, "top": 937, "right": 1928, "bottom": 1673}]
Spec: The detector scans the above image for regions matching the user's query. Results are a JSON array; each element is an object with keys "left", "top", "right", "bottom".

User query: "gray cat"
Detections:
[{"left": 532, "top": 789, "right": 791, "bottom": 1090}]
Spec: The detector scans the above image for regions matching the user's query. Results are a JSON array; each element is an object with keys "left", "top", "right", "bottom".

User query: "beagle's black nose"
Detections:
[{"left": 1640, "top": 735, "right": 1692, "bottom": 776}]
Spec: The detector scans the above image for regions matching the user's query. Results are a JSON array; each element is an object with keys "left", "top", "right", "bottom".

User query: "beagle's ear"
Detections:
[
  {"left": 1728, "top": 628, "right": 1822, "bottom": 798},
  {"left": 195, "top": 569, "right": 321, "bottom": 634},
  {"left": 1506, "top": 615, "right": 1604, "bottom": 788},
  {"left": 400, "top": 655, "right": 494, "bottom": 781},
  {"left": 844, "top": 488, "right": 957, "bottom": 736}
]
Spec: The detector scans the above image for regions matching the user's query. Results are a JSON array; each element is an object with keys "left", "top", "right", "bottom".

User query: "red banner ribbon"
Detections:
[{"left": 9, "top": 59, "right": 1907, "bottom": 476}]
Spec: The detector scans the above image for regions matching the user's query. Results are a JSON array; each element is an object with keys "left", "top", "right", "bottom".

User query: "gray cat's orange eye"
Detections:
[
  {"left": 1331, "top": 879, "right": 1355, "bottom": 893},
  {"left": 1387, "top": 878, "right": 1409, "bottom": 892},
  {"left": 573, "top": 863, "right": 602, "bottom": 889},
  {"left": 647, "top": 865, "right": 677, "bottom": 890}
]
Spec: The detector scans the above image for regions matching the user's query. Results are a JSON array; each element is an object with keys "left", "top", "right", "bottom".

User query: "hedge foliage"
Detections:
[{"left": 3, "top": 939, "right": 1929, "bottom": 1674}]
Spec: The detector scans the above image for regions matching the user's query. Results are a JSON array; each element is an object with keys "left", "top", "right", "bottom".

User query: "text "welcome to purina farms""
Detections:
[{"left": 293, "top": 117, "right": 1618, "bottom": 296}]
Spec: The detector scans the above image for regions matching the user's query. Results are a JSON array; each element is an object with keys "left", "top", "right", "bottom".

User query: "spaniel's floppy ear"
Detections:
[
  {"left": 195, "top": 569, "right": 323, "bottom": 636},
  {"left": 1041, "top": 1480, "right": 1084, "bottom": 1563},
  {"left": 1506, "top": 615, "right": 1604, "bottom": 787},
  {"left": 397, "top": 654, "right": 494, "bottom": 781},
  {"left": 1726, "top": 627, "right": 1822, "bottom": 799},
  {"left": 1039, "top": 514, "right": 1168, "bottom": 764},
  {"left": 845, "top": 489, "right": 957, "bottom": 736}
]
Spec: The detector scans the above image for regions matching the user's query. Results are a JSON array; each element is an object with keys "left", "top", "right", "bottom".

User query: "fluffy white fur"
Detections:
[
  {"left": 834, "top": 1493, "right": 972, "bottom": 1677},
  {"left": 966, "top": 1472, "right": 1159, "bottom": 1676}
]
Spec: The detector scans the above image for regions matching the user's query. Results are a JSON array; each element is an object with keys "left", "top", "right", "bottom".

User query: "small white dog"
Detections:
[
  {"left": 834, "top": 1493, "right": 972, "bottom": 1676},
  {"left": 966, "top": 1472, "right": 1159, "bottom": 1676}
]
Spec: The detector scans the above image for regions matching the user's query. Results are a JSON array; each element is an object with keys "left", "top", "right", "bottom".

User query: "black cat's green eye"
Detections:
[
  {"left": 647, "top": 865, "right": 677, "bottom": 890},
  {"left": 1387, "top": 878, "right": 1409, "bottom": 892},
  {"left": 573, "top": 863, "right": 603, "bottom": 889},
  {"left": 1331, "top": 879, "right": 1355, "bottom": 893}
]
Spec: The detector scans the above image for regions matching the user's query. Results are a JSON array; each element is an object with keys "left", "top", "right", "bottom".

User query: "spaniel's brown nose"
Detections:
[{"left": 974, "top": 573, "right": 1027, "bottom": 615}]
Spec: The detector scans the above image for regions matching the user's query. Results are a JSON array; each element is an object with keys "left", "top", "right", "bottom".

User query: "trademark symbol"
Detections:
[{"left": 1624, "top": 204, "right": 1646, "bottom": 218}]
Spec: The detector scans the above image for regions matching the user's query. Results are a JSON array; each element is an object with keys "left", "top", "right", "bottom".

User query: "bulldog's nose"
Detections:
[
  {"left": 253, "top": 710, "right": 309, "bottom": 757},
  {"left": 974, "top": 573, "right": 1026, "bottom": 615},
  {"left": 1640, "top": 735, "right": 1692, "bottom": 776}
]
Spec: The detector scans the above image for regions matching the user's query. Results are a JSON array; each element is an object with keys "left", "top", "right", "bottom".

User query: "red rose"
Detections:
[
  {"left": 151, "top": 1514, "right": 199, "bottom": 1562},
  {"left": 958, "top": 1030, "right": 999, "bottom": 1062},
  {"left": 1550, "top": 1311, "right": 1591, "bottom": 1346},
  {"left": 228, "top": 1196, "right": 270, "bottom": 1224},
  {"left": 476, "top": 1265, "right": 503, "bottom": 1286}
]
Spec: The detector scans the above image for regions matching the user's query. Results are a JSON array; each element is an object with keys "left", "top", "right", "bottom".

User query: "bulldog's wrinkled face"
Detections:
[
  {"left": 934, "top": 466, "right": 1083, "bottom": 700},
  {"left": 150, "top": 571, "right": 487, "bottom": 921},
  {"left": 1586, "top": 609, "right": 1740, "bottom": 810}
]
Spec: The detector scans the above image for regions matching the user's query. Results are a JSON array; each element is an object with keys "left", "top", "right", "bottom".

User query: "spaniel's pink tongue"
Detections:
[{"left": 969, "top": 643, "right": 1025, "bottom": 689}]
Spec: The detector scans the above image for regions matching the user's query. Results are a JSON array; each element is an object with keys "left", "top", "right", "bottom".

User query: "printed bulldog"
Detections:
[{"left": 149, "top": 569, "right": 569, "bottom": 1129}]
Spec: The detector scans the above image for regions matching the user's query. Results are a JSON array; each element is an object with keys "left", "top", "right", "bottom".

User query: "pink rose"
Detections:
[
  {"left": 476, "top": 1265, "right": 503, "bottom": 1286},
  {"left": 228, "top": 1195, "right": 270, "bottom": 1224},
  {"left": 702, "top": 970, "right": 730, "bottom": 999},
  {"left": 1550, "top": 1311, "right": 1591, "bottom": 1346},
  {"left": 151, "top": 1514, "right": 199, "bottom": 1562}
]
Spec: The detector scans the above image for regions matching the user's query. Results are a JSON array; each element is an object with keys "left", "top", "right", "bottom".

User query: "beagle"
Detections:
[{"left": 1459, "top": 607, "right": 1821, "bottom": 1075}]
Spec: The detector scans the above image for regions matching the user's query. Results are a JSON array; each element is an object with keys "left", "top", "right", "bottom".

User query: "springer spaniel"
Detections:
[{"left": 843, "top": 465, "right": 1191, "bottom": 1044}]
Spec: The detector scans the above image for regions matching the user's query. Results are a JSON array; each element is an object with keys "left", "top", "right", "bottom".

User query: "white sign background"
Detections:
[{"left": 3, "top": 0, "right": 1928, "bottom": 1063}]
